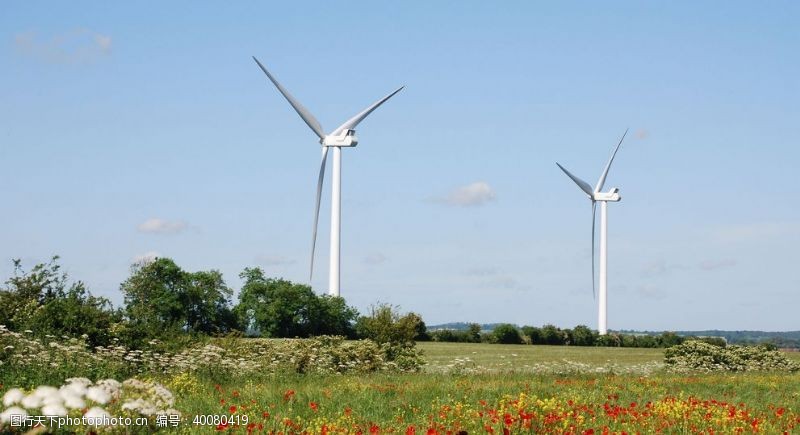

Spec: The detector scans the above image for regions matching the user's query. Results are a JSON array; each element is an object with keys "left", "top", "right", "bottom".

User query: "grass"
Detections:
[
  {"left": 163, "top": 342, "right": 800, "bottom": 433},
  {"left": 418, "top": 341, "right": 665, "bottom": 369},
  {"left": 4, "top": 338, "right": 800, "bottom": 433}
]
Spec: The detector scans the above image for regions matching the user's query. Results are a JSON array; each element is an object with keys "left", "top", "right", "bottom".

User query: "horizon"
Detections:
[{"left": 1, "top": 2, "right": 798, "bottom": 331}]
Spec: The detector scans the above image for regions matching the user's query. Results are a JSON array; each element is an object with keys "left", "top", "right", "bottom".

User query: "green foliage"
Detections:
[
  {"left": 665, "top": 340, "right": 800, "bottom": 372},
  {"left": 492, "top": 323, "right": 522, "bottom": 344},
  {"left": 235, "top": 268, "right": 357, "bottom": 338},
  {"left": 0, "top": 257, "right": 121, "bottom": 347},
  {"left": 120, "top": 258, "right": 237, "bottom": 346},
  {"left": 355, "top": 304, "right": 425, "bottom": 344},
  {"left": 540, "top": 324, "right": 566, "bottom": 345},
  {"left": 430, "top": 323, "right": 482, "bottom": 343},
  {"left": 570, "top": 325, "right": 597, "bottom": 346}
]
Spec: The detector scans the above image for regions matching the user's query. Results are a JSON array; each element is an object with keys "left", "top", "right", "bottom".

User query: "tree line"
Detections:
[
  {"left": 0, "top": 257, "right": 425, "bottom": 349},
  {"left": 426, "top": 323, "right": 727, "bottom": 348}
]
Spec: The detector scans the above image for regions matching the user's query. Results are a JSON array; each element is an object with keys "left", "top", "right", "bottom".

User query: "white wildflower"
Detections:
[
  {"left": 0, "top": 406, "right": 28, "bottom": 423},
  {"left": 86, "top": 386, "right": 111, "bottom": 404},
  {"left": 2, "top": 388, "right": 25, "bottom": 406},
  {"left": 61, "top": 394, "right": 85, "bottom": 410},
  {"left": 41, "top": 403, "right": 68, "bottom": 416},
  {"left": 84, "top": 407, "right": 111, "bottom": 426},
  {"left": 21, "top": 393, "right": 44, "bottom": 409}
]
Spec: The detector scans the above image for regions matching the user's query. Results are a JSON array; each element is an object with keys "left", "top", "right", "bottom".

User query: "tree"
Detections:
[
  {"left": 467, "top": 323, "right": 482, "bottom": 343},
  {"left": 571, "top": 325, "right": 597, "bottom": 346},
  {"left": 0, "top": 257, "right": 121, "bottom": 347},
  {"left": 493, "top": 324, "right": 522, "bottom": 344},
  {"left": 522, "top": 326, "right": 543, "bottom": 344},
  {"left": 355, "top": 304, "right": 424, "bottom": 344},
  {"left": 120, "top": 258, "right": 237, "bottom": 343},
  {"left": 234, "top": 268, "right": 358, "bottom": 338},
  {"left": 183, "top": 270, "right": 237, "bottom": 334},
  {"left": 540, "top": 324, "right": 565, "bottom": 345},
  {"left": 121, "top": 258, "right": 185, "bottom": 338}
]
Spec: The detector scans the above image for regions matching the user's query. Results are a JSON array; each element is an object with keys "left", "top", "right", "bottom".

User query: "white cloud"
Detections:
[
  {"left": 14, "top": 28, "right": 112, "bottom": 64},
  {"left": 433, "top": 181, "right": 496, "bottom": 207},
  {"left": 256, "top": 255, "right": 295, "bottom": 266},
  {"left": 137, "top": 218, "right": 188, "bottom": 235},
  {"left": 132, "top": 251, "right": 160, "bottom": 265},
  {"left": 364, "top": 253, "right": 387, "bottom": 265}
]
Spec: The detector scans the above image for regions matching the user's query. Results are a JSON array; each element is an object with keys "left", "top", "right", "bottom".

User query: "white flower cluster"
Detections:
[
  {"left": 118, "top": 379, "right": 179, "bottom": 417},
  {"left": 1, "top": 377, "right": 118, "bottom": 424},
  {"left": 0, "top": 377, "right": 178, "bottom": 430},
  {"left": 665, "top": 340, "right": 800, "bottom": 373},
  {"left": 2, "top": 326, "right": 423, "bottom": 377}
]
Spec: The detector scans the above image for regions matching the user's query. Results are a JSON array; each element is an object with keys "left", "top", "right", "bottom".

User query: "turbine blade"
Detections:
[
  {"left": 592, "top": 201, "right": 597, "bottom": 299},
  {"left": 310, "top": 146, "right": 329, "bottom": 281},
  {"left": 556, "top": 163, "right": 593, "bottom": 197},
  {"left": 594, "top": 128, "right": 629, "bottom": 192},
  {"left": 252, "top": 57, "right": 326, "bottom": 140},
  {"left": 330, "top": 86, "right": 404, "bottom": 136}
]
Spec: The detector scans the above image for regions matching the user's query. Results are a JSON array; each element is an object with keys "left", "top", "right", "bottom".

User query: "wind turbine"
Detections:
[
  {"left": 556, "top": 129, "right": 628, "bottom": 335},
  {"left": 253, "top": 57, "right": 403, "bottom": 297}
]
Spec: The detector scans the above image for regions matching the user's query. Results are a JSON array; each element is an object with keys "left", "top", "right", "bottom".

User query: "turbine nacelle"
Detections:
[
  {"left": 322, "top": 130, "right": 358, "bottom": 147},
  {"left": 593, "top": 188, "right": 621, "bottom": 202}
]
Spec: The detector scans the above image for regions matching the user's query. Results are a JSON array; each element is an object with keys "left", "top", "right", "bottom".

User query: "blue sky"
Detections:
[{"left": 1, "top": 1, "right": 798, "bottom": 330}]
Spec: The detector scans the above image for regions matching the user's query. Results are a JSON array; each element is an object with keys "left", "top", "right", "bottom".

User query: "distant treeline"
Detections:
[
  {"left": 617, "top": 330, "right": 800, "bottom": 349},
  {"left": 425, "top": 323, "right": 728, "bottom": 348}
]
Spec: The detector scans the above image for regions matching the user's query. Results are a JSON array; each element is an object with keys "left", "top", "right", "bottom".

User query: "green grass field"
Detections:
[
  {"left": 165, "top": 342, "right": 800, "bottom": 433},
  {"left": 4, "top": 338, "right": 800, "bottom": 433},
  {"left": 419, "top": 341, "right": 666, "bottom": 369}
]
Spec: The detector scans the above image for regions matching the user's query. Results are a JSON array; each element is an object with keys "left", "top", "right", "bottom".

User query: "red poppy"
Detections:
[
  {"left": 283, "top": 389, "right": 296, "bottom": 402},
  {"left": 310, "top": 402, "right": 319, "bottom": 412},
  {"left": 229, "top": 405, "right": 237, "bottom": 414},
  {"left": 405, "top": 426, "right": 415, "bottom": 435}
]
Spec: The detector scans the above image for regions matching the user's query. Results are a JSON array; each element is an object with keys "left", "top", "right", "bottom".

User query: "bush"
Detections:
[
  {"left": 0, "top": 257, "right": 122, "bottom": 348},
  {"left": 492, "top": 324, "right": 522, "bottom": 344},
  {"left": 355, "top": 304, "right": 425, "bottom": 344},
  {"left": 664, "top": 340, "right": 800, "bottom": 372}
]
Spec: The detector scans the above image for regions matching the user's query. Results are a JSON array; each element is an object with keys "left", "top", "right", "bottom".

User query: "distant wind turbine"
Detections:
[
  {"left": 253, "top": 57, "right": 403, "bottom": 297},
  {"left": 556, "top": 129, "right": 628, "bottom": 335}
]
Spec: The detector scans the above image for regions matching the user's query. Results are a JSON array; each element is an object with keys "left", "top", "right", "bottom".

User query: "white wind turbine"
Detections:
[
  {"left": 556, "top": 129, "right": 628, "bottom": 335},
  {"left": 253, "top": 57, "right": 403, "bottom": 297}
]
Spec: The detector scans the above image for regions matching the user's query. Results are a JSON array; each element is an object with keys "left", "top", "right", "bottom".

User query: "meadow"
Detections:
[
  {"left": 4, "top": 333, "right": 800, "bottom": 434},
  {"left": 167, "top": 342, "right": 800, "bottom": 433}
]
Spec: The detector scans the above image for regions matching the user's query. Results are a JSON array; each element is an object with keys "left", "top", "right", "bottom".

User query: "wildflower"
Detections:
[
  {"left": 229, "top": 405, "right": 237, "bottom": 414},
  {"left": 84, "top": 407, "right": 111, "bottom": 426},
  {"left": 86, "top": 386, "right": 111, "bottom": 404},
  {"left": 0, "top": 406, "right": 28, "bottom": 423},
  {"left": 41, "top": 404, "right": 68, "bottom": 417},
  {"left": 283, "top": 389, "right": 295, "bottom": 402},
  {"left": 2, "top": 388, "right": 24, "bottom": 407},
  {"left": 310, "top": 401, "right": 318, "bottom": 412}
]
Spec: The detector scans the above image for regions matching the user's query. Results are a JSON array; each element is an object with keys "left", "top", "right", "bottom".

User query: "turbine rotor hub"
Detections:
[{"left": 593, "top": 188, "right": 621, "bottom": 202}]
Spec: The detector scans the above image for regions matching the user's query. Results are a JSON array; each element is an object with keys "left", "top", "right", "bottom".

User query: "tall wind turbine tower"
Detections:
[
  {"left": 556, "top": 129, "right": 628, "bottom": 335},
  {"left": 253, "top": 57, "right": 402, "bottom": 297}
]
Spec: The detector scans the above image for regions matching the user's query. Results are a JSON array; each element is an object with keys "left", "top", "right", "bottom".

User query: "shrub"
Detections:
[
  {"left": 492, "top": 324, "right": 522, "bottom": 344},
  {"left": 355, "top": 304, "right": 425, "bottom": 344},
  {"left": 664, "top": 340, "right": 800, "bottom": 372}
]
